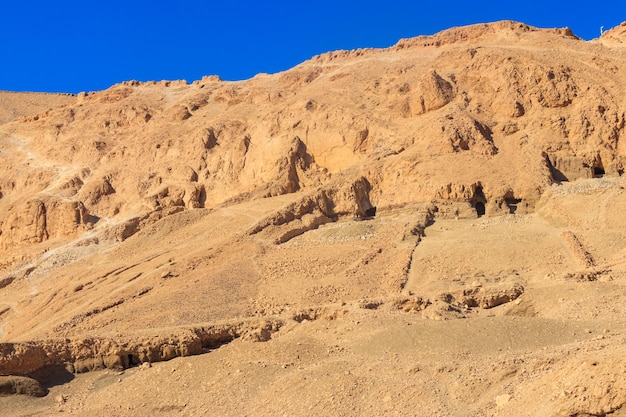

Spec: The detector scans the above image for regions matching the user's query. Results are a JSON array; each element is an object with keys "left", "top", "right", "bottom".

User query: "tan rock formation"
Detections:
[{"left": 1, "top": 20, "right": 626, "bottom": 417}]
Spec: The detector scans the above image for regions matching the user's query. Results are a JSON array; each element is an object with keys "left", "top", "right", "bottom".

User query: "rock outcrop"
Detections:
[{"left": 2, "top": 21, "right": 626, "bottom": 254}]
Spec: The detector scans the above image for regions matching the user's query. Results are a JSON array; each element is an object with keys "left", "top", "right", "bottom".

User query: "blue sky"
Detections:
[{"left": 1, "top": 1, "right": 623, "bottom": 93}]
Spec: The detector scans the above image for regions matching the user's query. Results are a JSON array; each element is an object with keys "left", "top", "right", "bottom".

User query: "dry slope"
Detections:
[{"left": 1, "top": 20, "right": 626, "bottom": 417}]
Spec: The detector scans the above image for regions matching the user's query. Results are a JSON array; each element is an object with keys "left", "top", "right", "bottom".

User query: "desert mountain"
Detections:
[{"left": 1, "top": 20, "right": 626, "bottom": 416}]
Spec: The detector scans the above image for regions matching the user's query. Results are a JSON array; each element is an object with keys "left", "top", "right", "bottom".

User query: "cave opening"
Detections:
[
  {"left": 505, "top": 198, "right": 522, "bottom": 214},
  {"left": 127, "top": 354, "right": 139, "bottom": 368},
  {"left": 475, "top": 201, "right": 486, "bottom": 217},
  {"left": 591, "top": 156, "right": 605, "bottom": 178},
  {"left": 593, "top": 166, "right": 605, "bottom": 178}
]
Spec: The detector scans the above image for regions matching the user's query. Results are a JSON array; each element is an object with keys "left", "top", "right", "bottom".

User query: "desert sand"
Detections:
[{"left": 1, "top": 20, "right": 626, "bottom": 416}]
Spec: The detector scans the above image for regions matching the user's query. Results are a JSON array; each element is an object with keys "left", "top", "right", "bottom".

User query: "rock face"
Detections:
[
  {"left": 1, "top": 20, "right": 626, "bottom": 416},
  {"left": 1, "top": 21, "right": 625, "bottom": 250},
  {"left": 0, "top": 319, "right": 281, "bottom": 376},
  {"left": 0, "top": 198, "right": 93, "bottom": 250}
]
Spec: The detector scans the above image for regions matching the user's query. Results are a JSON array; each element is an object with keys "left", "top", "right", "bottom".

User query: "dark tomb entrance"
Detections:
[
  {"left": 474, "top": 201, "right": 486, "bottom": 217},
  {"left": 593, "top": 166, "right": 605, "bottom": 178},
  {"left": 591, "top": 156, "right": 605, "bottom": 178}
]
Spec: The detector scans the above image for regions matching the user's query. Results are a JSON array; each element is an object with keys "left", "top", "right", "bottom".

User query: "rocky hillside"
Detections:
[
  {"left": 1, "top": 21, "right": 625, "bottom": 256},
  {"left": 1, "top": 20, "right": 626, "bottom": 417}
]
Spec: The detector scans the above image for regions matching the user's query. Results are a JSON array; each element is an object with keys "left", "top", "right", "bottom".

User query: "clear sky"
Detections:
[{"left": 1, "top": 1, "right": 623, "bottom": 93}]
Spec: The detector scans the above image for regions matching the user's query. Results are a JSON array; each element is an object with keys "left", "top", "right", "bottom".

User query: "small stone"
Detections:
[{"left": 495, "top": 394, "right": 511, "bottom": 407}]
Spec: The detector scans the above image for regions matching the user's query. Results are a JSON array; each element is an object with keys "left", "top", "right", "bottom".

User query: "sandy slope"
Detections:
[{"left": 2, "top": 178, "right": 626, "bottom": 416}]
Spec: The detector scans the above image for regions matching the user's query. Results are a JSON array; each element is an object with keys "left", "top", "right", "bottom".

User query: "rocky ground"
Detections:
[{"left": 1, "top": 20, "right": 626, "bottom": 416}]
